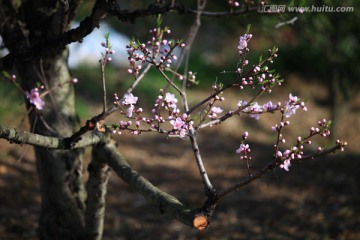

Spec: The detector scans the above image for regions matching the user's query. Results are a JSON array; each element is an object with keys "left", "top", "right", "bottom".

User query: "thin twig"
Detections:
[
  {"left": 275, "top": 17, "right": 298, "bottom": 28},
  {"left": 186, "top": 83, "right": 233, "bottom": 115},
  {"left": 100, "top": 60, "right": 107, "bottom": 113},
  {"left": 127, "top": 63, "right": 152, "bottom": 93},
  {"left": 188, "top": 126, "right": 215, "bottom": 193},
  {"left": 197, "top": 88, "right": 266, "bottom": 129},
  {"left": 158, "top": 67, "right": 184, "bottom": 96}
]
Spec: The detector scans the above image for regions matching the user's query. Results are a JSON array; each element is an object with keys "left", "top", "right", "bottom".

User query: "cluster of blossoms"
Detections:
[
  {"left": 236, "top": 132, "right": 251, "bottom": 160},
  {"left": 234, "top": 94, "right": 309, "bottom": 172},
  {"left": 112, "top": 91, "right": 192, "bottom": 138},
  {"left": 236, "top": 33, "right": 281, "bottom": 92},
  {"left": 235, "top": 94, "right": 305, "bottom": 121},
  {"left": 169, "top": 114, "right": 192, "bottom": 138},
  {"left": 274, "top": 118, "right": 337, "bottom": 171},
  {"left": 126, "top": 27, "right": 185, "bottom": 75},
  {"left": 282, "top": 93, "right": 307, "bottom": 117},
  {"left": 108, "top": 30, "right": 345, "bottom": 173},
  {"left": 237, "top": 100, "right": 277, "bottom": 120},
  {"left": 26, "top": 88, "right": 45, "bottom": 110},
  {"left": 238, "top": 33, "right": 253, "bottom": 54},
  {"left": 206, "top": 92, "right": 225, "bottom": 120},
  {"left": 209, "top": 106, "right": 224, "bottom": 119}
]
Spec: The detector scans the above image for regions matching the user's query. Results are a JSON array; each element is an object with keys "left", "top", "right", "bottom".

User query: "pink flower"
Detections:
[
  {"left": 280, "top": 159, "right": 291, "bottom": 171},
  {"left": 122, "top": 93, "right": 138, "bottom": 117},
  {"left": 283, "top": 94, "right": 300, "bottom": 118},
  {"left": 211, "top": 106, "right": 223, "bottom": 114},
  {"left": 288, "top": 93, "right": 299, "bottom": 102},
  {"left": 26, "top": 88, "right": 45, "bottom": 110},
  {"left": 249, "top": 102, "right": 262, "bottom": 120},
  {"left": 126, "top": 104, "right": 135, "bottom": 117},
  {"left": 237, "top": 100, "right": 248, "bottom": 108},
  {"left": 263, "top": 101, "right": 277, "bottom": 111},
  {"left": 283, "top": 150, "right": 291, "bottom": 158},
  {"left": 164, "top": 92, "right": 178, "bottom": 109},
  {"left": 122, "top": 93, "right": 138, "bottom": 105},
  {"left": 238, "top": 33, "right": 252, "bottom": 50},
  {"left": 284, "top": 104, "right": 299, "bottom": 118},
  {"left": 236, "top": 143, "right": 249, "bottom": 154},
  {"left": 179, "top": 129, "right": 187, "bottom": 138},
  {"left": 170, "top": 117, "right": 186, "bottom": 130},
  {"left": 238, "top": 36, "right": 248, "bottom": 50}
]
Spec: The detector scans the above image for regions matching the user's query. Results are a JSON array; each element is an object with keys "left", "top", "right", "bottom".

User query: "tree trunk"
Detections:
[
  {"left": 1, "top": 1, "right": 86, "bottom": 239},
  {"left": 17, "top": 52, "right": 86, "bottom": 239}
]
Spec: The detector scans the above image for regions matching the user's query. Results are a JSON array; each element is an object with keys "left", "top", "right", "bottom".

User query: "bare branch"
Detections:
[
  {"left": 102, "top": 140, "right": 209, "bottom": 229},
  {"left": 188, "top": 127, "right": 215, "bottom": 194},
  {"left": 0, "top": 123, "right": 103, "bottom": 149}
]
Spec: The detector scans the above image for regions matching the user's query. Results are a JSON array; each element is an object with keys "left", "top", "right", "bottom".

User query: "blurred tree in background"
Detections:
[{"left": 273, "top": 0, "right": 360, "bottom": 137}]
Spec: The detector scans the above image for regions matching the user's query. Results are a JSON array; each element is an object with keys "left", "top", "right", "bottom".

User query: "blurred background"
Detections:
[{"left": 0, "top": 0, "right": 359, "bottom": 239}]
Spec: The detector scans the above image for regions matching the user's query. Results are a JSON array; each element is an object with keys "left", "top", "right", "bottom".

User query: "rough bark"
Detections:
[
  {"left": 85, "top": 143, "right": 111, "bottom": 240},
  {"left": 1, "top": 1, "right": 86, "bottom": 239},
  {"left": 18, "top": 53, "right": 86, "bottom": 240}
]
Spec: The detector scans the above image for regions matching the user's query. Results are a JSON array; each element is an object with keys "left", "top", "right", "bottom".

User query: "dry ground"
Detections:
[{"left": 0, "top": 76, "right": 359, "bottom": 239}]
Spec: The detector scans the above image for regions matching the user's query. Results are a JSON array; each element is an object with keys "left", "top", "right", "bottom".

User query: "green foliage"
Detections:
[
  {"left": 266, "top": 0, "right": 360, "bottom": 101},
  {"left": 0, "top": 80, "right": 23, "bottom": 122}
]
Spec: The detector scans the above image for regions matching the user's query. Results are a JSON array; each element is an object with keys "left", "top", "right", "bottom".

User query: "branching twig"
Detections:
[
  {"left": 197, "top": 88, "right": 266, "bottom": 129},
  {"left": 217, "top": 144, "right": 344, "bottom": 199},
  {"left": 186, "top": 83, "right": 233, "bottom": 115}
]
